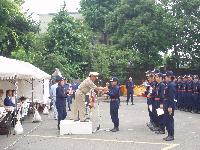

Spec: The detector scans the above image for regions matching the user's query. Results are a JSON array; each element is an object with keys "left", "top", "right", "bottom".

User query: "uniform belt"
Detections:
[
  {"left": 154, "top": 98, "right": 160, "bottom": 101},
  {"left": 194, "top": 92, "right": 199, "bottom": 94},
  {"left": 187, "top": 90, "right": 192, "bottom": 92}
]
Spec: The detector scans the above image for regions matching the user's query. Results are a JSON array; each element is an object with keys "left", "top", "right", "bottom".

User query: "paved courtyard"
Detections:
[{"left": 0, "top": 97, "right": 200, "bottom": 150}]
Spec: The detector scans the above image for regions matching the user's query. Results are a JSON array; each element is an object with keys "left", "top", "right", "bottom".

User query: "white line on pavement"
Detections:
[{"left": 27, "top": 134, "right": 180, "bottom": 150}]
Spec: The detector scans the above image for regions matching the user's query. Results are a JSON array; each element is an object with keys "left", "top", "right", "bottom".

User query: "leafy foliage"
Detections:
[
  {"left": 106, "top": 0, "right": 170, "bottom": 69},
  {"left": 1, "top": 0, "right": 199, "bottom": 82},
  {"left": 0, "top": 0, "right": 39, "bottom": 57}
]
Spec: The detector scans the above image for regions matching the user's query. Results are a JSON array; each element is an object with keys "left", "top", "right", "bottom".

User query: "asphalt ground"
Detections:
[{"left": 0, "top": 96, "right": 200, "bottom": 150}]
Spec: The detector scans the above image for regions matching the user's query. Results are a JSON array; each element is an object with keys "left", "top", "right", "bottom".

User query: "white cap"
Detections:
[
  {"left": 89, "top": 72, "right": 99, "bottom": 76},
  {"left": 129, "top": 77, "right": 132, "bottom": 80}
]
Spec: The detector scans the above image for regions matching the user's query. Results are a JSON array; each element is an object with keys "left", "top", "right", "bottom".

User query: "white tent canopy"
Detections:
[
  {"left": 0, "top": 56, "right": 51, "bottom": 104},
  {"left": 0, "top": 56, "right": 51, "bottom": 80}
]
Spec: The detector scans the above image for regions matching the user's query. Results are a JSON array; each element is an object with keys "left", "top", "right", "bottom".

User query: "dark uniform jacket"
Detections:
[
  {"left": 126, "top": 81, "right": 134, "bottom": 93},
  {"left": 108, "top": 85, "right": 120, "bottom": 99},
  {"left": 56, "top": 86, "right": 67, "bottom": 107},
  {"left": 164, "top": 81, "right": 176, "bottom": 109},
  {"left": 155, "top": 82, "right": 165, "bottom": 104},
  {"left": 193, "top": 81, "right": 200, "bottom": 95}
]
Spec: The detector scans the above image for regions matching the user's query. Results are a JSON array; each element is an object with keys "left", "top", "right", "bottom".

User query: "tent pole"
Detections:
[
  {"left": 14, "top": 75, "right": 18, "bottom": 126},
  {"left": 31, "top": 78, "right": 34, "bottom": 115},
  {"left": 43, "top": 79, "right": 44, "bottom": 95}
]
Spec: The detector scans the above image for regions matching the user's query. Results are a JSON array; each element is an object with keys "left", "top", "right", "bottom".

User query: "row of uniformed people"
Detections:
[
  {"left": 145, "top": 70, "right": 176, "bottom": 141},
  {"left": 176, "top": 75, "right": 200, "bottom": 113}
]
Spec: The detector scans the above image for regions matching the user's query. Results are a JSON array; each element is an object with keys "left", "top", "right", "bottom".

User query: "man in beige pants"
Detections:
[{"left": 72, "top": 72, "right": 106, "bottom": 122}]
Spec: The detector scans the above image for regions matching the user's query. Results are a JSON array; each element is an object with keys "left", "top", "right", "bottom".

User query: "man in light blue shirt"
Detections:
[{"left": 50, "top": 79, "right": 58, "bottom": 120}]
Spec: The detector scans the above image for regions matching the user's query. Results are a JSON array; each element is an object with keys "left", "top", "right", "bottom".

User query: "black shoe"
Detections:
[
  {"left": 146, "top": 122, "right": 154, "bottom": 128},
  {"left": 163, "top": 136, "right": 169, "bottom": 140},
  {"left": 164, "top": 136, "right": 174, "bottom": 141},
  {"left": 155, "top": 130, "right": 165, "bottom": 134},
  {"left": 131, "top": 103, "right": 134, "bottom": 105},
  {"left": 110, "top": 128, "right": 114, "bottom": 131},
  {"left": 146, "top": 122, "right": 151, "bottom": 127},
  {"left": 110, "top": 127, "right": 119, "bottom": 132}
]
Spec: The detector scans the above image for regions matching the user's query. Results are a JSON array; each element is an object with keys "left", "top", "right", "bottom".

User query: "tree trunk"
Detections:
[{"left": 99, "top": 31, "right": 108, "bottom": 44}]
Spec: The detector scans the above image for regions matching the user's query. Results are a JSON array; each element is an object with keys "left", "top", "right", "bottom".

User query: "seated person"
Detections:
[
  {"left": 4, "top": 89, "right": 15, "bottom": 107},
  {"left": 0, "top": 89, "right": 4, "bottom": 107}
]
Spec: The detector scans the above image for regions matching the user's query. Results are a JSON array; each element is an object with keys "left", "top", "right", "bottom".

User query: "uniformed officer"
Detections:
[
  {"left": 126, "top": 77, "right": 135, "bottom": 105},
  {"left": 154, "top": 73, "right": 165, "bottom": 134},
  {"left": 176, "top": 76, "right": 183, "bottom": 110},
  {"left": 106, "top": 77, "right": 120, "bottom": 132},
  {"left": 56, "top": 77, "right": 67, "bottom": 130},
  {"left": 146, "top": 73, "right": 158, "bottom": 131},
  {"left": 182, "top": 76, "right": 187, "bottom": 111},
  {"left": 71, "top": 72, "right": 106, "bottom": 122},
  {"left": 163, "top": 71, "right": 176, "bottom": 141},
  {"left": 145, "top": 74, "right": 154, "bottom": 129},
  {"left": 71, "top": 80, "right": 79, "bottom": 100},
  {"left": 192, "top": 75, "right": 200, "bottom": 113},
  {"left": 186, "top": 75, "right": 194, "bottom": 112}
]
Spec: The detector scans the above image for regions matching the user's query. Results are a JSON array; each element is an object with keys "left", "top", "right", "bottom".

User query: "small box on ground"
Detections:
[{"left": 60, "top": 120, "right": 92, "bottom": 135}]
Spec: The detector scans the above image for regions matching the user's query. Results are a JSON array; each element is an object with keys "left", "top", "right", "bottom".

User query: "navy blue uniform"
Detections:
[
  {"left": 71, "top": 82, "right": 79, "bottom": 99},
  {"left": 151, "top": 81, "right": 158, "bottom": 127},
  {"left": 164, "top": 81, "right": 176, "bottom": 137},
  {"left": 182, "top": 82, "right": 187, "bottom": 110},
  {"left": 126, "top": 81, "right": 134, "bottom": 104},
  {"left": 108, "top": 85, "right": 120, "bottom": 128},
  {"left": 154, "top": 82, "right": 165, "bottom": 131},
  {"left": 146, "top": 82, "right": 155, "bottom": 125},
  {"left": 192, "top": 81, "right": 200, "bottom": 112},
  {"left": 176, "top": 81, "right": 183, "bottom": 109},
  {"left": 186, "top": 81, "right": 193, "bottom": 111},
  {"left": 56, "top": 85, "right": 67, "bottom": 128}
]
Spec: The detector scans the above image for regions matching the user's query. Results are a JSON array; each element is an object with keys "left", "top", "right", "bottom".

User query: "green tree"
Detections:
[
  {"left": 35, "top": 7, "right": 91, "bottom": 78},
  {"left": 167, "top": 0, "right": 200, "bottom": 69},
  {"left": 88, "top": 44, "right": 141, "bottom": 82},
  {"left": 80, "top": 0, "right": 120, "bottom": 44},
  {"left": 0, "top": 0, "right": 39, "bottom": 57},
  {"left": 106, "top": 0, "right": 172, "bottom": 70}
]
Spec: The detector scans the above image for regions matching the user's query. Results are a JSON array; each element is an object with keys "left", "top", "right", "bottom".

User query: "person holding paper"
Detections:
[{"left": 154, "top": 73, "right": 165, "bottom": 134}]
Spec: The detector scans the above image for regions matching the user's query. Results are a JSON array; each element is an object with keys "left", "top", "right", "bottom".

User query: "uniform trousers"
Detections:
[
  {"left": 72, "top": 90, "right": 86, "bottom": 121},
  {"left": 56, "top": 105, "right": 67, "bottom": 126},
  {"left": 127, "top": 92, "right": 133, "bottom": 103},
  {"left": 110, "top": 100, "right": 119, "bottom": 128},
  {"left": 163, "top": 100, "right": 175, "bottom": 136}
]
